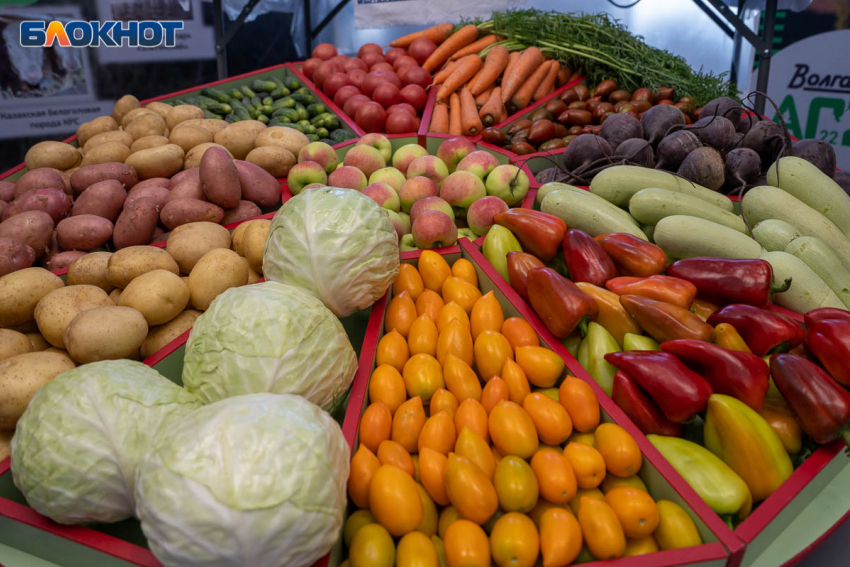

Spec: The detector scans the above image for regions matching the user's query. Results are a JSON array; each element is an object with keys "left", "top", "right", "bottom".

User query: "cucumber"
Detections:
[
  {"left": 537, "top": 183, "right": 640, "bottom": 229},
  {"left": 272, "top": 97, "right": 296, "bottom": 110},
  {"left": 229, "top": 89, "right": 243, "bottom": 100},
  {"left": 759, "top": 251, "right": 845, "bottom": 312},
  {"left": 290, "top": 93, "right": 314, "bottom": 105},
  {"left": 741, "top": 186, "right": 850, "bottom": 271},
  {"left": 752, "top": 219, "right": 801, "bottom": 252},
  {"left": 541, "top": 189, "right": 648, "bottom": 240},
  {"left": 590, "top": 165, "right": 734, "bottom": 212},
  {"left": 307, "top": 103, "right": 327, "bottom": 116},
  {"left": 306, "top": 134, "right": 320, "bottom": 142},
  {"left": 767, "top": 157, "right": 850, "bottom": 237},
  {"left": 286, "top": 78, "right": 302, "bottom": 91},
  {"left": 257, "top": 114, "right": 269, "bottom": 124},
  {"left": 203, "top": 110, "right": 223, "bottom": 120},
  {"left": 241, "top": 86, "right": 256, "bottom": 99},
  {"left": 234, "top": 106, "right": 252, "bottom": 121},
  {"left": 224, "top": 113, "right": 238, "bottom": 123},
  {"left": 329, "top": 129, "right": 350, "bottom": 143},
  {"left": 784, "top": 236, "right": 850, "bottom": 309},
  {"left": 628, "top": 188, "right": 749, "bottom": 234},
  {"left": 269, "top": 86, "right": 290, "bottom": 99},
  {"left": 316, "top": 127, "right": 329, "bottom": 138},
  {"left": 653, "top": 216, "right": 763, "bottom": 260},
  {"left": 252, "top": 79, "right": 277, "bottom": 93},
  {"left": 206, "top": 103, "right": 232, "bottom": 116},
  {"left": 201, "top": 87, "right": 231, "bottom": 103},
  {"left": 262, "top": 96, "right": 274, "bottom": 106}
]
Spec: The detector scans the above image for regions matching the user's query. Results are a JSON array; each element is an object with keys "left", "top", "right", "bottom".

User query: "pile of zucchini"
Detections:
[{"left": 170, "top": 72, "right": 355, "bottom": 144}]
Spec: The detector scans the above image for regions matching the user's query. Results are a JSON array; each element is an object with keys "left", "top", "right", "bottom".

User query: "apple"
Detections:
[
  {"left": 457, "top": 228, "right": 478, "bottom": 240},
  {"left": 328, "top": 165, "right": 367, "bottom": 190},
  {"left": 383, "top": 210, "right": 404, "bottom": 239},
  {"left": 398, "top": 176, "right": 438, "bottom": 212},
  {"left": 485, "top": 164, "right": 530, "bottom": 206},
  {"left": 412, "top": 210, "right": 458, "bottom": 249},
  {"left": 400, "top": 84, "right": 427, "bottom": 113},
  {"left": 439, "top": 171, "right": 487, "bottom": 216},
  {"left": 410, "top": 196, "right": 454, "bottom": 224},
  {"left": 392, "top": 143, "right": 429, "bottom": 176},
  {"left": 406, "top": 155, "right": 449, "bottom": 186},
  {"left": 343, "top": 144, "right": 386, "bottom": 178},
  {"left": 355, "top": 101, "right": 387, "bottom": 133},
  {"left": 298, "top": 141, "right": 338, "bottom": 173},
  {"left": 373, "top": 83, "right": 402, "bottom": 109},
  {"left": 456, "top": 150, "right": 501, "bottom": 179},
  {"left": 386, "top": 112, "right": 419, "bottom": 134},
  {"left": 369, "top": 167, "right": 406, "bottom": 191},
  {"left": 400, "top": 233, "right": 418, "bottom": 252},
  {"left": 358, "top": 43, "right": 382, "bottom": 58},
  {"left": 334, "top": 85, "right": 362, "bottom": 109},
  {"left": 362, "top": 182, "right": 401, "bottom": 212},
  {"left": 436, "top": 137, "right": 477, "bottom": 172},
  {"left": 303, "top": 183, "right": 327, "bottom": 191},
  {"left": 343, "top": 58, "right": 367, "bottom": 72},
  {"left": 399, "top": 212, "right": 411, "bottom": 234},
  {"left": 408, "top": 37, "right": 437, "bottom": 65},
  {"left": 323, "top": 73, "right": 351, "bottom": 99},
  {"left": 287, "top": 161, "right": 327, "bottom": 195},
  {"left": 357, "top": 133, "right": 393, "bottom": 163},
  {"left": 343, "top": 94, "right": 370, "bottom": 118},
  {"left": 467, "top": 196, "right": 509, "bottom": 235}
]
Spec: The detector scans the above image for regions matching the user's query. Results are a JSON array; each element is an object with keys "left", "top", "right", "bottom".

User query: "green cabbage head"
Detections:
[
  {"left": 10, "top": 360, "right": 200, "bottom": 524},
  {"left": 182, "top": 281, "right": 357, "bottom": 410},
  {"left": 263, "top": 187, "right": 400, "bottom": 317},
  {"left": 135, "top": 393, "right": 350, "bottom": 567}
]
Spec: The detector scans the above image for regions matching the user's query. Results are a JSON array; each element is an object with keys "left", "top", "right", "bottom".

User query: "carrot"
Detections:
[
  {"left": 556, "top": 66, "right": 571, "bottom": 87},
  {"left": 568, "top": 69, "right": 583, "bottom": 83},
  {"left": 430, "top": 103, "right": 449, "bottom": 133},
  {"left": 478, "top": 87, "right": 505, "bottom": 127},
  {"left": 459, "top": 88, "right": 482, "bottom": 136},
  {"left": 390, "top": 23, "right": 454, "bottom": 48},
  {"left": 508, "top": 60, "right": 551, "bottom": 113},
  {"left": 466, "top": 66, "right": 484, "bottom": 91},
  {"left": 436, "top": 55, "right": 482, "bottom": 102},
  {"left": 469, "top": 44, "right": 509, "bottom": 96},
  {"left": 533, "top": 61, "right": 560, "bottom": 101},
  {"left": 423, "top": 24, "right": 479, "bottom": 73},
  {"left": 450, "top": 35, "right": 501, "bottom": 60},
  {"left": 432, "top": 59, "right": 461, "bottom": 86},
  {"left": 501, "top": 51, "right": 521, "bottom": 87},
  {"left": 501, "top": 46, "right": 544, "bottom": 103},
  {"left": 475, "top": 85, "right": 494, "bottom": 107},
  {"left": 449, "top": 93, "right": 462, "bottom": 135}
]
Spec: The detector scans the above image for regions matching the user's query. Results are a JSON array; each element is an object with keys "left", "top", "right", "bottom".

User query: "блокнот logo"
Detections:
[{"left": 19, "top": 20, "right": 184, "bottom": 48}]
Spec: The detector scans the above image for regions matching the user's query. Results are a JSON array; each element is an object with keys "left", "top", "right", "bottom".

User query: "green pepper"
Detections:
[
  {"left": 623, "top": 333, "right": 660, "bottom": 351},
  {"left": 577, "top": 322, "right": 620, "bottom": 395},
  {"left": 562, "top": 334, "right": 581, "bottom": 359},
  {"left": 482, "top": 226, "right": 523, "bottom": 281}
]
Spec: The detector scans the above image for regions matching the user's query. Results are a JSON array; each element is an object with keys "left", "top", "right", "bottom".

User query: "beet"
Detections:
[
  {"left": 687, "top": 115, "right": 736, "bottom": 152},
  {"left": 641, "top": 105, "right": 686, "bottom": 146},
  {"left": 599, "top": 113, "right": 642, "bottom": 152},
  {"left": 742, "top": 120, "right": 786, "bottom": 170},
  {"left": 724, "top": 148, "right": 761, "bottom": 194},
  {"left": 834, "top": 171, "right": 850, "bottom": 197},
  {"left": 677, "top": 147, "right": 725, "bottom": 191},
  {"left": 655, "top": 130, "right": 701, "bottom": 171},
  {"left": 614, "top": 138, "right": 654, "bottom": 167},
  {"left": 700, "top": 97, "right": 742, "bottom": 129},
  {"left": 734, "top": 132, "right": 745, "bottom": 147},
  {"left": 561, "top": 134, "right": 612, "bottom": 173},
  {"left": 737, "top": 113, "right": 756, "bottom": 134},
  {"left": 793, "top": 139, "right": 836, "bottom": 178}
]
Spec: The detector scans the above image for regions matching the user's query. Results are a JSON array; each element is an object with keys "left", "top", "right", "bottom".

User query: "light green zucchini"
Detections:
[
  {"left": 653, "top": 215, "right": 763, "bottom": 260},
  {"left": 640, "top": 223, "right": 655, "bottom": 243},
  {"left": 752, "top": 219, "right": 801, "bottom": 252},
  {"left": 541, "top": 189, "right": 648, "bottom": 240},
  {"left": 767, "top": 157, "right": 850, "bottom": 237},
  {"left": 538, "top": 183, "right": 641, "bottom": 227},
  {"left": 784, "top": 236, "right": 850, "bottom": 309},
  {"left": 629, "top": 188, "right": 749, "bottom": 234},
  {"left": 759, "top": 251, "right": 845, "bottom": 312},
  {"left": 742, "top": 186, "right": 850, "bottom": 271},
  {"left": 590, "top": 165, "right": 734, "bottom": 212}
]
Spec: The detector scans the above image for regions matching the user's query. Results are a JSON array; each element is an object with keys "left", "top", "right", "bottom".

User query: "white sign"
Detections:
[
  {"left": 0, "top": 101, "right": 113, "bottom": 140},
  {"left": 756, "top": 30, "right": 850, "bottom": 170},
  {"left": 354, "top": 0, "right": 507, "bottom": 30}
]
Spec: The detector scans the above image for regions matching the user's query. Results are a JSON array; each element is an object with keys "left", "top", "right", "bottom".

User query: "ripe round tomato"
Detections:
[
  {"left": 444, "top": 520, "right": 491, "bottom": 567},
  {"left": 564, "top": 442, "right": 607, "bottom": 489},
  {"left": 577, "top": 497, "right": 626, "bottom": 560},
  {"left": 490, "top": 512, "right": 540, "bottom": 567},
  {"left": 451, "top": 258, "right": 478, "bottom": 287},
  {"left": 418, "top": 250, "right": 452, "bottom": 292},
  {"left": 494, "top": 456, "right": 539, "bottom": 513},
  {"left": 369, "top": 464, "right": 424, "bottom": 536},
  {"left": 430, "top": 388, "right": 459, "bottom": 420},
  {"left": 377, "top": 440, "right": 414, "bottom": 476},
  {"left": 349, "top": 523, "right": 396, "bottom": 567},
  {"left": 418, "top": 410, "right": 457, "bottom": 455},
  {"left": 558, "top": 376, "right": 600, "bottom": 432},
  {"left": 653, "top": 500, "right": 703, "bottom": 550},
  {"left": 604, "top": 486, "right": 659, "bottom": 538},
  {"left": 444, "top": 355, "right": 483, "bottom": 403},
  {"left": 393, "top": 263, "right": 425, "bottom": 301},
  {"left": 539, "top": 507, "right": 583, "bottom": 567},
  {"left": 501, "top": 358, "right": 531, "bottom": 405},
  {"left": 624, "top": 535, "right": 659, "bottom": 557},
  {"left": 419, "top": 448, "right": 450, "bottom": 506},
  {"left": 594, "top": 423, "right": 643, "bottom": 478},
  {"left": 530, "top": 449, "right": 577, "bottom": 505},
  {"left": 376, "top": 328, "right": 410, "bottom": 372},
  {"left": 408, "top": 313, "right": 438, "bottom": 357},
  {"left": 501, "top": 317, "right": 539, "bottom": 351},
  {"left": 360, "top": 401, "right": 392, "bottom": 453},
  {"left": 441, "top": 276, "right": 482, "bottom": 314},
  {"left": 455, "top": 399, "right": 489, "bottom": 442},
  {"left": 348, "top": 444, "right": 380, "bottom": 509},
  {"left": 523, "top": 393, "right": 573, "bottom": 445},
  {"left": 436, "top": 318, "right": 474, "bottom": 367},
  {"left": 481, "top": 377, "right": 510, "bottom": 414},
  {"left": 344, "top": 509, "right": 376, "bottom": 547},
  {"left": 392, "top": 396, "right": 426, "bottom": 453},
  {"left": 416, "top": 289, "right": 445, "bottom": 323},
  {"left": 369, "top": 364, "right": 406, "bottom": 414},
  {"left": 396, "top": 531, "right": 438, "bottom": 567},
  {"left": 489, "top": 401, "right": 539, "bottom": 459},
  {"left": 386, "top": 290, "right": 417, "bottom": 338},
  {"left": 436, "top": 301, "right": 470, "bottom": 334},
  {"left": 445, "top": 452, "right": 499, "bottom": 524},
  {"left": 455, "top": 426, "right": 497, "bottom": 480},
  {"left": 402, "top": 353, "right": 445, "bottom": 402},
  {"left": 473, "top": 330, "right": 514, "bottom": 382},
  {"left": 470, "top": 291, "right": 503, "bottom": 340},
  {"left": 515, "top": 346, "right": 565, "bottom": 388}
]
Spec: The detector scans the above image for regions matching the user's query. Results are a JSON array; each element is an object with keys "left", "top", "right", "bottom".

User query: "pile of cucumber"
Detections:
[{"left": 170, "top": 72, "right": 355, "bottom": 144}]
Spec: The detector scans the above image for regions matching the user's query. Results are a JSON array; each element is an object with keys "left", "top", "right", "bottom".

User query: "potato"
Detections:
[
  {"left": 125, "top": 144, "right": 185, "bottom": 179},
  {"left": 113, "top": 198, "right": 159, "bottom": 250},
  {"left": 34, "top": 285, "right": 114, "bottom": 348},
  {"left": 76, "top": 116, "right": 119, "bottom": 147},
  {"left": 0, "top": 267, "right": 63, "bottom": 327},
  {"left": 247, "top": 265, "right": 261, "bottom": 284},
  {"left": 14, "top": 168, "right": 66, "bottom": 198},
  {"left": 106, "top": 245, "right": 179, "bottom": 288},
  {"left": 188, "top": 249, "right": 248, "bottom": 310},
  {"left": 160, "top": 199, "right": 224, "bottom": 230},
  {"left": 83, "top": 130, "right": 134, "bottom": 154},
  {"left": 67, "top": 251, "right": 113, "bottom": 291},
  {"left": 56, "top": 215, "right": 114, "bottom": 250},
  {"left": 168, "top": 178, "right": 204, "bottom": 203},
  {"left": 255, "top": 126, "right": 309, "bottom": 156},
  {"left": 222, "top": 201, "right": 262, "bottom": 225},
  {"left": 0, "top": 429, "right": 11, "bottom": 460},
  {"left": 145, "top": 101, "right": 173, "bottom": 119},
  {"left": 121, "top": 107, "right": 155, "bottom": 127},
  {"left": 58, "top": 171, "right": 72, "bottom": 194},
  {"left": 64, "top": 306, "right": 148, "bottom": 363},
  {"left": 130, "top": 177, "right": 170, "bottom": 192},
  {"left": 0, "top": 181, "right": 15, "bottom": 202},
  {"left": 235, "top": 160, "right": 282, "bottom": 207},
  {"left": 25, "top": 141, "right": 81, "bottom": 171},
  {"left": 3, "top": 188, "right": 71, "bottom": 224},
  {"left": 177, "top": 118, "right": 228, "bottom": 135},
  {"left": 245, "top": 146, "right": 296, "bottom": 178},
  {"left": 25, "top": 332, "right": 49, "bottom": 351},
  {"left": 80, "top": 142, "right": 131, "bottom": 167},
  {"left": 125, "top": 185, "right": 169, "bottom": 211},
  {"left": 200, "top": 146, "right": 241, "bottom": 208},
  {"left": 231, "top": 220, "right": 252, "bottom": 256},
  {"left": 0, "top": 201, "right": 7, "bottom": 218},
  {"left": 44, "top": 251, "right": 87, "bottom": 272},
  {"left": 71, "top": 179, "right": 126, "bottom": 221},
  {"left": 214, "top": 121, "right": 266, "bottom": 160},
  {"left": 170, "top": 125, "right": 213, "bottom": 153},
  {"left": 184, "top": 143, "right": 233, "bottom": 170},
  {"left": 0, "top": 351, "right": 76, "bottom": 429},
  {"left": 113, "top": 94, "right": 141, "bottom": 124},
  {"left": 70, "top": 162, "right": 138, "bottom": 193},
  {"left": 242, "top": 219, "right": 271, "bottom": 274},
  {"left": 0, "top": 329, "right": 33, "bottom": 361},
  {"left": 0, "top": 211, "right": 54, "bottom": 259},
  {"left": 165, "top": 105, "right": 205, "bottom": 130},
  {"left": 165, "top": 221, "right": 231, "bottom": 273},
  {"left": 141, "top": 309, "right": 201, "bottom": 359},
  {"left": 169, "top": 167, "right": 199, "bottom": 188},
  {"left": 130, "top": 135, "right": 169, "bottom": 153},
  {"left": 150, "top": 226, "right": 166, "bottom": 244},
  {"left": 0, "top": 237, "right": 36, "bottom": 277},
  {"left": 109, "top": 288, "right": 122, "bottom": 303},
  {"left": 125, "top": 113, "right": 167, "bottom": 141},
  {"left": 118, "top": 269, "right": 189, "bottom": 326}
]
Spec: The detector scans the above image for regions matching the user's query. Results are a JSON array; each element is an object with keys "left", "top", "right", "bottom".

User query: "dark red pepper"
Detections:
[
  {"left": 707, "top": 304, "right": 804, "bottom": 356},
  {"left": 563, "top": 229, "right": 618, "bottom": 287},
  {"left": 506, "top": 251, "right": 545, "bottom": 302},
  {"left": 612, "top": 370, "right": 683, "bottom": 436},
  {"left": 804, "top": 307, "right": 850, "bottom": 327},
  {"left": 660, "top": 339, "right": 770, "bottom": 411},
  {"left": 805, "top": 319, "right": 850, "bottom": 386},
  {"left": 666, "top": 257, "right": 791, "bottom": 308},
  {"left": 604, "top": 351, "right": 713, "bottom": 423},
  {"left": 770, "top": 354, "right": 850, "bottom": 450},
  {"left": 494, "top": 209, "right": 566, "bottom": 263},
  {"left": 526, "top": 267, "right": 598, "bottom": 338},
  {"left": 594, "top": 233, "right": 667, "bottom": 277}
]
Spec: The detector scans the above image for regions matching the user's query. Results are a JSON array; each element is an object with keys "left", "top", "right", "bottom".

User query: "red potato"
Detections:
[
  {"left": 56, "top": 215, "right": 114, "bottom": 251},
  {"left": 129, "top": 177, "right": 170, "bottom": 192},
  {"left": 386, "top": 111, "right": 420, "bottom": 133},
  {"left": 408, "top": 37, "right": 437, "bottom": 65},
  {"left": 3, "top": 188, "right": 71, "bottom": 224},
  {"left": 370, "top": 62, "right": 395, "bottom": 74},
  {"left": 387, "top": 103, "right": 417, "bottom": 116},
  {"left": 313, "top": 60, "right": 342, "bottom": 89},
  {"left": 42, "top": 230, "right": 60, "bottom": 264},
  {"left": 400, "top": 65, "right": 431, "bottom": 89},
  {"left": 385, "top": 47, "right": 407, "bottom": 64},
  {"left": 160, "top": 199, "right": 225, "bottom": 230},
  {"left": 334, "top": 85, "right": 362, "bottom": 109},
  {"left": 344, "top": 94, "right": 371, "bottom": 118},
  {"left": 323, "top": 73, "right": 353, "bottom": 99},
  {"left": 312, "top": 43, "right": 338, "bottom": 60},
  {"left": 373, "top": 83, "right": 402, "bottom": 109},
  {"left": 400, "top": 84, "right": 427, "bottom": 113},
  {"left": 124, "top": 185, "right": 170, "bottom": 211},
  {"left": 70, "top": 163, "right": 137, "bottom": 193},
  {"left": 0, "top": 202, "right": 7, "bottom": 219},
  {"left": 234, "top": 160, "right": 281, "bottom": 207},
  {"left": 169, "top": 167, "right": 199, "bottom": 189},
  {"left": 71, "top": 179, "right": 127, "bottom": 222},
  {"left": 0, "top": 237, "right": 36, "bottom": 277},
  {"left": 302, "top": 57, "right": 322, "bottom": 79},
  {"left": 112, "top": 197, "right": 159, "bottom": 249},
  {"left": 343, "top": 58, "right": 368, "bottom": 72},
  {"left": 355, "top": 101, "right": 387, "bottom": 133},
  {"left": 200, "top": 147, "right": 241, "bottom": 209},
  {"left": 168, "top": 178, "right": 204, "bottom": 202},
  {"left": 222, "top": 201, "right": 262, "bottom": 225},
  {"left": 13, "top": 168, "right": 66, "bottom": 198},
  {"left": 0, "top": 211, "right": 54, "bottom": 258},
  {"left": 0, "top": 181, "right": 14, "bottom": 202},
  {"left": 347, "top": 69, "right": 367, "bottom": 90},
  {"left": 358, "top": 43, "right": 382, "bottom": 58},
  {"left": 44, "top": 251, "right": 86, "bottom": 272},
  {"left": 393, "top": 56, "right": 418, "bottom": 72}
]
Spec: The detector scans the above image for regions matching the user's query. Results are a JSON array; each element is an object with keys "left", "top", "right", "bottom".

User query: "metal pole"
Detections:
[
  {"left": 213, "top": 0, "right": 227, "bottom": 79},
  {"left": 755, "top": 0, "right": 778, "bottom": 115},
  {"left": 729, "top": 0, "right": 746, "bottom": 86},
  {"left": 304, "top": 0, "right": 312, "bottom": 58}
]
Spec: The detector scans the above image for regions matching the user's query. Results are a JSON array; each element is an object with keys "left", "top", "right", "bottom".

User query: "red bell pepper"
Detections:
[
  {"left": 707, "top": 304, "right": 804, "bottom": 356},
  {"left": 613, "top": 370, "right": 683, "bottom": 436},
  {"left": 620, "top": 295, "right": 714, "bottom": 343},
  {"left": 666, "top": 257, "right": 791, "bottom": 308},
  {"left": 660, "top": 340, "right": 769, "bottom": 411},
  {"left": 606, "top": 275, "right": 697, "bottom": 309},
  {"left": 804, "top": 307, "right": 850, "bottom": 327},
  {"left": 770, "top": 354, "right": 850, "bottom": 449},
  {"left": 494, "top": 209, "right": 566, "bottom": 263},
  {"left": 563, "top": 229, "right": 618, "bottom": 287},
  {"left": 805, "top": 319, "right": 850, "bottom": 386},
  {"left": 605, "top": 350, "right": 713, "bottom": 423},
  {"left": 595, "top": 233, "right": 667, "bottom": 277},
  {"left": 506, "top": 251, "right": 545, "bottom": 302},
  {"left": 526, "top": 267, "right": 598, "bottom": 338}
]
